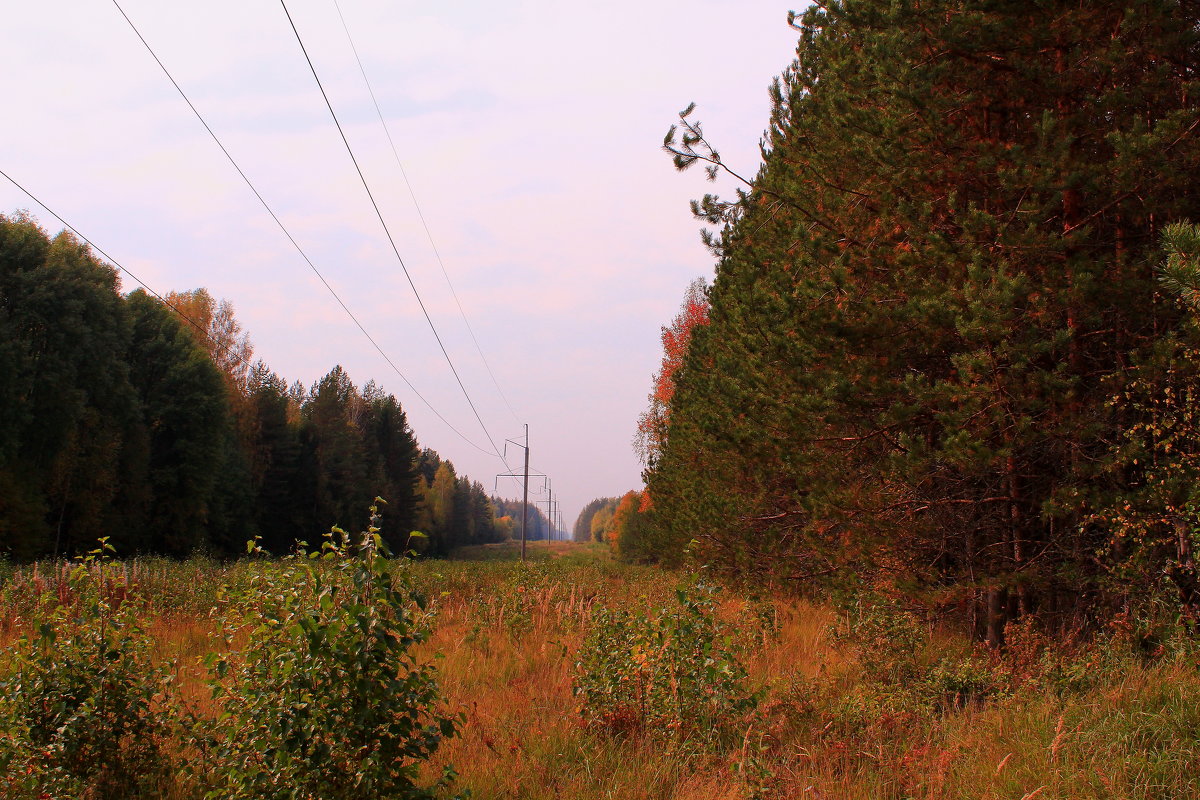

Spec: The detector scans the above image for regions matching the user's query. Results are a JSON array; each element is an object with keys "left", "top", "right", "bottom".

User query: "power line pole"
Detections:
[
  {"left": 537, "top": 480, "right": 563, "bottom": 542},
  {"left": 521, "top": 423, "right": 529, "bottom": 561},
  {"left": 551, "top": 492, "right": 559, "bottom": 540},
  {"left": 549, "top": 491, "right": 559, "bottom": 542},
  {"left": 536, "top": 491, "right": 557, "bottom": 542},
  {"left": 496, "top": 427, "right": 543, "bottom": 562}
]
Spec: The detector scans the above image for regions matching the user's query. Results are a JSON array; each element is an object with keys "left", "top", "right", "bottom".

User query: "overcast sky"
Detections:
[{"left": 1, "top": 1, "right": 802, "bottom": 532}]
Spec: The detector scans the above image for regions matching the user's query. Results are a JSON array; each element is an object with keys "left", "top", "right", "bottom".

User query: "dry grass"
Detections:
[{"left": 2, "top": 541, "right": 1198, "bottom": 799}]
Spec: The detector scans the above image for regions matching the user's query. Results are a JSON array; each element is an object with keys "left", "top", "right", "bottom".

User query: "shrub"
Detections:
[
  {"left": 0, "top": 540, "right": 173, "bottom": 800},
  {"left": 189, "top": 502, "right": 460, "bottom": 800},
  {"left": 573, "top": 582, "right": 756, "bottom": 746},
  {"left": 832, "top": 597, "right": 1002, "bottom": 718}
]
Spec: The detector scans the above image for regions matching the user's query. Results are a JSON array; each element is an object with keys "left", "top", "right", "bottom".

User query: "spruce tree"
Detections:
[{"left": 360, "top": 383, "right": 421, "bottom": 550}]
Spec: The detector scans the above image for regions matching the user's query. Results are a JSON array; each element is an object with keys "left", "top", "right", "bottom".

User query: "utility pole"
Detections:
[
  {"left": 536, "top": 489, "right": 558, "bottom": 543},
  {"left": 553, "top": 495, "right": 561, "bottom": 540},
  {"left": 496, "top": 426, "right": 543, "bottom": 562},
  {"left": 550, "top": 491, "right": 559, "bottom": 540},
  {"left": 537, "top": 478, "right": 563, "bottom": 542},
  {"left": 492, "top": 429, "right": 549, "bottom": 561},
  {"left": 521, "top": 423, "right": 530, "bottom": 561}
]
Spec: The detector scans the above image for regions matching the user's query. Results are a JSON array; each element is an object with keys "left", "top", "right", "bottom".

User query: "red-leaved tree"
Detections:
[{"left": 635, "top": 278, "right": 708, "bottom": 467}]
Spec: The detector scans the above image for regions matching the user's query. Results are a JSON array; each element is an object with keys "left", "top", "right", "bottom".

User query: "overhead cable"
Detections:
[
  {"left": 330, "top": 0, "right": 523, "bottom": 425},
  {"left": 109, "top": 0, "right": 497, "bottom": 457},
  {"left": 279, "top": 0, "right": 512, "bottom": 467}
]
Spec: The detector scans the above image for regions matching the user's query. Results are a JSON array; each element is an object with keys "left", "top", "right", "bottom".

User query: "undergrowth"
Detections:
[
  {"left": 573, "top": 582, "right": 757, "bottom": 746},
  {"left": 0, "top": 539, "right": 173, "bottom": 800},
  {"left": 1, "top": 538, "right": 1197, "bottom": 799}
]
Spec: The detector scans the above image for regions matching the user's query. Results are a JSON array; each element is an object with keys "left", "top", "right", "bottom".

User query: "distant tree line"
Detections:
[
  {"left": 571, "top": 496, "right": 619, "bottom": 543},
  {"left": 629, "top": 0, "right": 1200, "bottom": 642},
  {"left": 573, "top": 493, "right": 664, "bottom": 563},
  {"left": 416, "top": 449, "right": 506, "bottom": 555},
  {"left": 0, "top": 212, "right": 503, "bottom": 559},
  {"left": 490, "top": 496, "right": 553, "bottom": 542}
]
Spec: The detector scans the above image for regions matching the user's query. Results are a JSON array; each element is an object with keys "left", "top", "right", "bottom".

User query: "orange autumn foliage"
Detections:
[{"left": 635, "top": 279, "right": 708, "bottom": 466}]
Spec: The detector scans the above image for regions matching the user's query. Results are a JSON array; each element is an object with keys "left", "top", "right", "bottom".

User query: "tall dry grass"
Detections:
[{"left": 2, "top": 540, "right": 1197, "bottom": 799}]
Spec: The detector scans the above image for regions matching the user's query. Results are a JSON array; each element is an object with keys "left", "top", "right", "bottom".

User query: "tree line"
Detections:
[
  {"left": 572, "top": 496, "right": 620, "bottom": 543},
  {"left": 628, "top": 0, "right": 1200, "bottom": 643},
  {"left": 0, "top": 212, "right": 504, "bottom": 560},
  {"left": 490, "top": 496, "right": 555, "bottom": 542}
]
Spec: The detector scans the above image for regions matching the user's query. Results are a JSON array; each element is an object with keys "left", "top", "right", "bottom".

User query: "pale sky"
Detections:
[{"left": 1, "top": 1, "right": 802, "bottom": 532}]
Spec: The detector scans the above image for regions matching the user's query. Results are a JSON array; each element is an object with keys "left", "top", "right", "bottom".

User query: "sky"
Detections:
[{"left": 1, "top": 0, "right": 802, "bottom": 533}]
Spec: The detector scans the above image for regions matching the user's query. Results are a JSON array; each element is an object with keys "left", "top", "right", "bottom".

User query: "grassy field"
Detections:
[{"left": 1, "top": 541, "right": 1198, "bottom": 799}]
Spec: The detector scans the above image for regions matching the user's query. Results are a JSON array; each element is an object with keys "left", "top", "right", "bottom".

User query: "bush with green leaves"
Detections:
[
  {"left": 0, "top": 540, "right": 173, "bottom": 800},
  {"left": 829, "top": 598, "right": 1001, "bottom": 720},
  {"left": 190, "top": 501, "right": 460, "bottom": 800},
  {"left": 573, "top": 582, "right": 756, "bottom": 746}
]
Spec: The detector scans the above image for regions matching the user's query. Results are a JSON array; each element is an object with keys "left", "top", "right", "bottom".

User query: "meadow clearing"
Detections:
[{"left": 1, "top": 539, "right": 1198, "bottom": 799}]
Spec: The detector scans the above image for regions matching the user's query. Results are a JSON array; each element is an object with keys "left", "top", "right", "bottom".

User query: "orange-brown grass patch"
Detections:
[{"left": 3, "top": 545, "right": 1199, "bottom": 800}]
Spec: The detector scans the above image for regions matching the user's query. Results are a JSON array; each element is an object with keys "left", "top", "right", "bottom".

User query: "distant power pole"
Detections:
[
  {"left": 550, "top": 491, "right": 559, "bottom": 540},
  {"left": 544, "top": 484, "right": 562, "bottom": 541},
  {"left": 521, "top": 424, "right": 529, "bottom": 561},
  {"left": 536, "top": 489, "right": 559, "bottom": 542},
  {"left": 496, "top": 425, "right": 541, "bottom": 562}
]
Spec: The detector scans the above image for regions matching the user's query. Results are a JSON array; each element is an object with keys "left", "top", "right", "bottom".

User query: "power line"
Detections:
[
  {"left": 330, "top": 0, "right": 523, "bottom": 426},
  {"left": 109, "top": 0, "right": 496, "bottom": 457},
  {"left": 1, "top": 169, "right": 254, "bottom": 372},
  {"left": 278, "top": 0, "right": 512, "bottom": 469}
]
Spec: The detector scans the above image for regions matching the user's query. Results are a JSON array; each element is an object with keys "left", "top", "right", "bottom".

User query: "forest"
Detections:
[
  {"left": 0, "top": 212, "right": 509, "bottom": 560},
  {"left": 613, "top": 0, "right": 1200, "bottom": 645}
]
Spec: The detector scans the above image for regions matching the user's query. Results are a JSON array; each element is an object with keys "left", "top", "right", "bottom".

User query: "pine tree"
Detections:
[{"left": 649, "top": 0, "right": 1200, "bottom": 637}]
